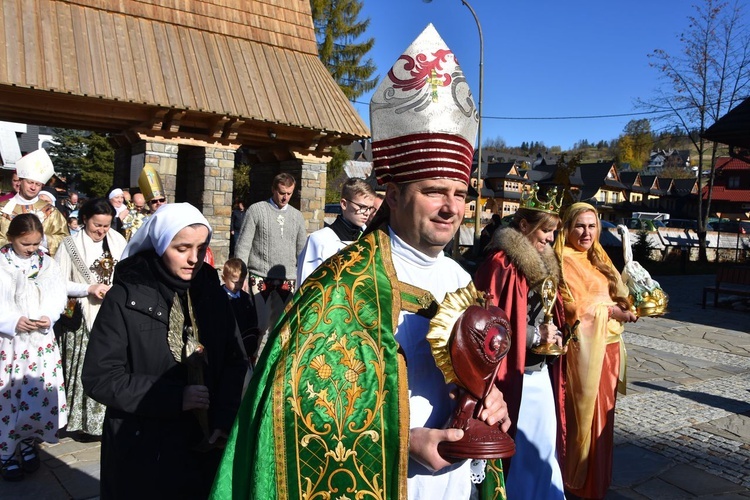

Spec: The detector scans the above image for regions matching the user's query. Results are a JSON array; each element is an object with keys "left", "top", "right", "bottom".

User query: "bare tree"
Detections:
[{"left": 641, "top": 0, "right": 750, "bottom": 263}]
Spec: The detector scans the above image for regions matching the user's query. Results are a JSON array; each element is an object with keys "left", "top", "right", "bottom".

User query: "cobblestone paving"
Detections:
[{"left": 616, "top": 331, "right": 750, "bottom": 490}]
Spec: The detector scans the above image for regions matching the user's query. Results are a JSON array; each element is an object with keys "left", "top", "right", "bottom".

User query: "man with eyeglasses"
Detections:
[
  {"left": 296, "top": 177, "right": 375, "bottom": 284},
  {"left": 138, "top": 165, "right": 168, "bottom": 215}
]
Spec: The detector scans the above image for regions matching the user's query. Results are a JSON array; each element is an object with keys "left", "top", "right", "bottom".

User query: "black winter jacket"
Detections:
[{"left": 82, "top": 251, "right": 247, "bottom": 499}]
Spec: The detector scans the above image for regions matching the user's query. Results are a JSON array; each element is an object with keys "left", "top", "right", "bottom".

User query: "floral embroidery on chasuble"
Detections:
[{"left": 269, "top": 230, "right": 412, "bottom": 499}]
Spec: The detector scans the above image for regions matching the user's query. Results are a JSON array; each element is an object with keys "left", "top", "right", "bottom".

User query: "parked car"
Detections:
[
  {"left": 665, "top": 219, "right": 699, "bottom": 231},
  {"left": 620, "top": 218, "right": 666, "bottom": 231},
  {"left": 600, "top": 220, "right": 616, "bottom": 229},
  {"left": 708, "top": 220, "right": 750, "bottom": 234},
  {"left": 324, "top": 202, "right": 342, "bottom": 215}
]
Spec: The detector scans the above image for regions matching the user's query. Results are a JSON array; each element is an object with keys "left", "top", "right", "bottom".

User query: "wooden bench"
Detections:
[{"left": 702, "top": 265, "right": 750, "bottom": 308}]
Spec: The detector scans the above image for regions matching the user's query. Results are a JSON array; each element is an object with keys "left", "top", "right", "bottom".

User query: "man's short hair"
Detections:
[
  {"left": 341, "top": 178, "right": 375, "bottom": 200},
  {"left": 273, "top": 173, "right": 296, "bottom": 190},
  {"left": 223, "top": 258, "right": 247, "bottom": 280}
]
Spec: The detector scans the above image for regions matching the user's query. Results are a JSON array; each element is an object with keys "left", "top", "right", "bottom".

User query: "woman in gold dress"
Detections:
[{"left": 555, "top": 203, "right": 637, "bottom": 499}]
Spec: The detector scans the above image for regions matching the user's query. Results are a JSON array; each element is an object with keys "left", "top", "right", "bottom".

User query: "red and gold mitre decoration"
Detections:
[
  {"left": 138, "top": 165, "right": 165, "bottom": 202},
  {"left": 15, "top": 148, "right": 54, "bottom": 184},
  {"left": 370, "top": 24, "right": 478, "bottom": 185}
]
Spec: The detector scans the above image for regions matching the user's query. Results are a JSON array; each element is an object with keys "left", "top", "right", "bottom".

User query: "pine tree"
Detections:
[
  {"left": 79, "top": 133, "right": 115, "bottom": 198},
  {"left": 311, "top": 0, "right": 377, "bottom": 100},
  {"left": 48, "top": 128, "right": 88, "bottom": 186}
]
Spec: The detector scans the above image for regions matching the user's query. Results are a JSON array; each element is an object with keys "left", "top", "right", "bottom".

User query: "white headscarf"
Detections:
[
  {"left": 122, "top": 203, "right": 212, "bottom": 259},
  {"left": 108, "top": 188, "right": 124, "bottom": 200}
]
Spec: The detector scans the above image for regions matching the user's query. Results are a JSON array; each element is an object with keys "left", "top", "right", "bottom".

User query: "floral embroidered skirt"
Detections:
[
  {"left": 59, "top": 322, "right": 105, "bottom": 436},
  {"left": 0, "top": 331, "right": 68, "bottom": 453}
]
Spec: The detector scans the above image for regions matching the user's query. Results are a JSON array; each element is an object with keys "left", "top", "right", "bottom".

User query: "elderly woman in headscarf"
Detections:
[
  {"left": 554, "top": 202, "right": 637, "bottom": 500},
  {"left": 82, "top": 203, "right": 247, "bottom": 500},
  {"left": 107, "top": 188, "right": 129, "bottom": 235}
]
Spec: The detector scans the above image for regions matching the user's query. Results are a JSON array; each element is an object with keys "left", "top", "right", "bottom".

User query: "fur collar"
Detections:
[{"left": 488, "top": 227, "right": 561, "bottom": 289}]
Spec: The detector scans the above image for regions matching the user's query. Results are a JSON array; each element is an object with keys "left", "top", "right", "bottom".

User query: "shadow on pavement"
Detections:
[{"left": 632, "top": 381, "right": 750, "bottom": 414}]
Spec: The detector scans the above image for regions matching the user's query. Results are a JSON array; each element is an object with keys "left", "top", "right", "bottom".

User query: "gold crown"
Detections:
[{"left": 520, "top": 184, "right": 563, "bottom": 214}]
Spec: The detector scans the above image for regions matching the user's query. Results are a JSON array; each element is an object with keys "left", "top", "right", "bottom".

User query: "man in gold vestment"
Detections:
[{"left": 0, "top": 149, "right": 68, "bottom": 256}]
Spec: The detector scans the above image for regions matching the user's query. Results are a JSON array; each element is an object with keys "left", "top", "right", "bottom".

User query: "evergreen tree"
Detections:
[
  {"left": 48, "top": 128, "right": 88, "bottom": 186},
  {"left": 233, "top": 162, "right": 252, "bottom": 205},
  {"left": 79, "top": 133, "right": 115, "bottom": 198},
  {"left": 311, "top": 0, "right": 377, "bottom": 100}
]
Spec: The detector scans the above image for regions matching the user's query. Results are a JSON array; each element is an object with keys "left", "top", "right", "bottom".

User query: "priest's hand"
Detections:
[
  {"left": 409, "top": 427, "right": 463, "bottom": 472},
  {"left": 479, "top": 385, "right": 511, "bottom": 432}
]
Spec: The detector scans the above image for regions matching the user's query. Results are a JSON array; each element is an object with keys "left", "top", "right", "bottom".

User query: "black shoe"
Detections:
[
  {"left": 0, "top": 457, "right": 24, "bottom": 481},
  {"left": 19, "top": 440, "right": 40, "bottom": 474}
]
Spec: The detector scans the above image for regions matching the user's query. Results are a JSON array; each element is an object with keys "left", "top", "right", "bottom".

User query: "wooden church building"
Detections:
[{"left": 0, "top": 0, "right": 369, "bottom": 261}]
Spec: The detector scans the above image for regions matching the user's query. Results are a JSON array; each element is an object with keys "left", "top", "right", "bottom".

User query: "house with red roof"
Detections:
[{"left": 704, "top": 156, "right": 750, "bottom": 219}]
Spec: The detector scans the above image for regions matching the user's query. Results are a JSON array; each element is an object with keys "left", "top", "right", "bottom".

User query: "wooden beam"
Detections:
[{"left": 165, "top": 110, "right": 187, "bottom": 133}]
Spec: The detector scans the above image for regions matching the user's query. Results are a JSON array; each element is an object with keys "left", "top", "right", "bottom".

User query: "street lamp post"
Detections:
[{"left": 423, "top": 0, "right": 484, "bottom": 246}]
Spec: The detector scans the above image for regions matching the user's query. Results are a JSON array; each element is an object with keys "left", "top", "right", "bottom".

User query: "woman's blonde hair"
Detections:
[{"left": 554, "top": 202, "right": 630, "bottom": 309}]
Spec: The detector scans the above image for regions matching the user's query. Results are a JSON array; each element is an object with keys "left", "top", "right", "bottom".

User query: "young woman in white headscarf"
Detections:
[
  {"left": 54, "top": 197, "right": 128, "bottom": 439},
  {"left": 82, "top": 203, "right": 247, "bottom": 499}
]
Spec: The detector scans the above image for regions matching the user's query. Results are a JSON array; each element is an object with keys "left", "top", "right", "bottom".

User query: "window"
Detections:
[{"left": 727, "top": 176, "right": 740, "bottom": 189}]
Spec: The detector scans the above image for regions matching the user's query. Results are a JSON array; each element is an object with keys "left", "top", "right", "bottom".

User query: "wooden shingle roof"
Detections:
[{"left": 0, "top": 0, "right": 369, "bottom": 152}]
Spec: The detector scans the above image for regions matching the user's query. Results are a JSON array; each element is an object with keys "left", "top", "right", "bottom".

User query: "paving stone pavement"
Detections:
[{"left": 0, "top": 273, "right": 748, "bottom": 499}]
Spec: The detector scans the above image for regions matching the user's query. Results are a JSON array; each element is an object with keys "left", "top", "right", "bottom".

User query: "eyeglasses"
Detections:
[
  {"left": 345, "top": 199, "right": 375, "bottom": 215},
  {"left": 149, "top": 198, "right": 166, "bottom": 205}
]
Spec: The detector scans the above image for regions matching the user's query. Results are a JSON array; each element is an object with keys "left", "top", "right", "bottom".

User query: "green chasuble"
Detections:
[
  {"left": 211, "top": 229, "right": 506, "bottom": 500},
  {"left": 211, "top": 229, "right": 413, "bottom": 499}
]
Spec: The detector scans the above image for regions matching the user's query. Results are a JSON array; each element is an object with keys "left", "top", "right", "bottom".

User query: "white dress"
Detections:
[{"left": 0, "top": 246, "right": 68, "bottom": 450}]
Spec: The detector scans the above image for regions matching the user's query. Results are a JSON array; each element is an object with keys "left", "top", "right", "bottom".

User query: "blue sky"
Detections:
[{"left": 352, "top": 0, "right": 748, "bottom": 150}]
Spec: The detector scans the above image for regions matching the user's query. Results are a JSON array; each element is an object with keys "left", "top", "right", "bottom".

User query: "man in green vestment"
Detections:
[{"left": 211, "top": 24, "right": 511, "bottom": 500}]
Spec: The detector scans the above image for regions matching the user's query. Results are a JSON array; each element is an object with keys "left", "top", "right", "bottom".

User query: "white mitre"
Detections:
[{"left": 15, "top": 148, "right": 55, "bottom": 184}]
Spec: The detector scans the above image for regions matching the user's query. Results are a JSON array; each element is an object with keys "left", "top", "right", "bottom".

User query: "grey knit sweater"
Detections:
[{"left": 234, "top": 200, "right": 307, "bottom": 280}]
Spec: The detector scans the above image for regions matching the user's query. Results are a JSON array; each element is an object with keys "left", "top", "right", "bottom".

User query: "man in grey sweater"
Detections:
[{"left": 234, "top": 172, "right": 306, "bottom": 360}]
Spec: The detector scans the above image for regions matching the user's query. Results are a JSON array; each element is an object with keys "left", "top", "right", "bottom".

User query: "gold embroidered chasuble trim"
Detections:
[{"left": 267, "top": 229, "right": 442, "bottom": 499}]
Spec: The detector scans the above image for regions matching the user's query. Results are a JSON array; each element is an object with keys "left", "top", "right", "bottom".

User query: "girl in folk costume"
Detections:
[
  {"left": 0, "top": 214, "right": 68, "bottom": 481},
  {"left": 54, "top": 198, "right": 127, "bottom": 438},
  {"left": 82, "top": 203, "right": 247, "bottom": 499},
  {"left": 474, "top": 185, "right": 566, "bottom": 500},
  {"left": 554, "top": 203, "right": 637, "bottom": 499}
]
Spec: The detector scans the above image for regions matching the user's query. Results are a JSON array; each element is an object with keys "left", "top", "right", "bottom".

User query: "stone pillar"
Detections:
[
  {"left": 201, "top": 146, "right": 235, "bottom": 265},
  {"left": 298, "top": 159, "right": 327, "bottom": 232},
  {"left": 123, "top": 138, "right": 236, "bottom": 266},
  {"left": 126, "top": 140, "right": 179, "bottom": 197}
]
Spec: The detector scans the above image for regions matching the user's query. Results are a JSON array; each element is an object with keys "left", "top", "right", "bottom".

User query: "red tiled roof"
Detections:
[
  {"left": 715, "top": 157, "right": 750, "bottom": 172},
  {"left": 702, "top": 185, "right": 750, "bottom": 201}
]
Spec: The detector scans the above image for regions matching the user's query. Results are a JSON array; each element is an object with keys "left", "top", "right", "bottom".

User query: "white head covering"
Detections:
[
  {"left": 40, "top": 187, "right": 57, "bottom": 204},
  {"left": 122, "top": 203, "right": 212, "bottom": 259},
  {"left": 370, "top": 23, "right": 478, "bottom": 185},
  {"left": 15, "top": 148, "right": 55, "bottom": 184},
  {"left": 108, "top": 188, "right": 124, "bottom": 200}
]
